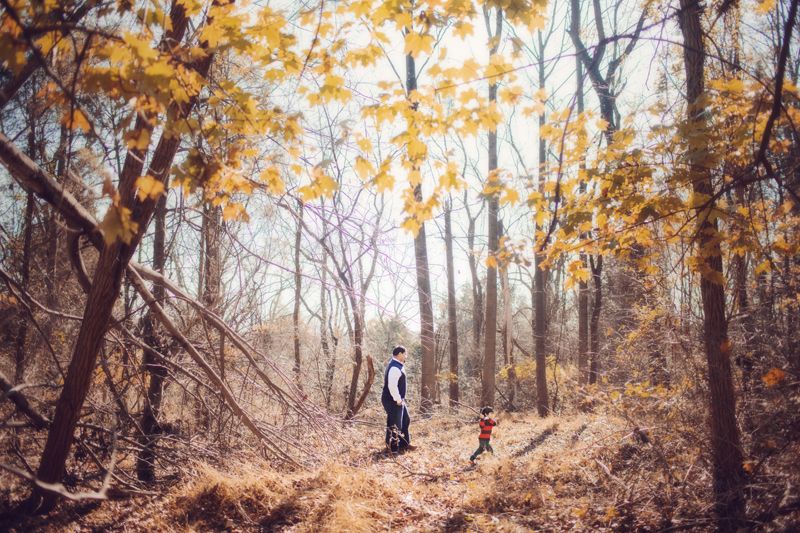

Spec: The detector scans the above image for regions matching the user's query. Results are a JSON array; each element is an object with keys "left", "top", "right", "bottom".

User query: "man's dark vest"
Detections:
[{"left": 381, "top": 358, "right": 406, "bottom": 405}]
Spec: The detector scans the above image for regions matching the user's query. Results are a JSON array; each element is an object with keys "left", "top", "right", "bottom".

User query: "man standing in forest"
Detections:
[{"left": 382, "top": 345, "right": 414, "bottom": 453}]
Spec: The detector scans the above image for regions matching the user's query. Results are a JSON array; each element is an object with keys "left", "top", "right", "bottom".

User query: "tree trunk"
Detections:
[
  {"left": 500, "top": 238, "right": 516, "bottom": 407},
  {"left": 444, "top": 200, "right": 460, "bottom": 407},
  {"left": 678, "top": 0, "right": 745, "bottom": 527},
  {"left": 344, "top": 298, "right": 364, "bottom": 419},
  {"left": 28, "top": 2, "right": 206, "bottom": 510},
  {"left": 482, "top": 6, "right": 503, "bottom": 409},
  {"left": 465, "top": 192, "right": 483, "bottom": 380},
  {"left": 14, "top": 119, "right": 37, "bottom": 383},
  {"left": 533, "top": 32, "right": 549, "bottom": 415},
  {"left": 406, "top": 49, "right": 436, "bottom": 415},
  {"left": 136, "top": 194, "right": 167, "bottom": 483},
  {"left": 319, "top": 251, "right": 334, "bottom": 409},
  {"left": 293, "top": 201, "right": 303, "bottom": 385},
  {"left": 589, "top": 255, "right": 603, "bottom": 383},
  {"left": 575, "top": 47, "right": 589, "bottom": 385},
  {"left": 202, "top": 203, "right": 222, "bottom": 312},
  {"left": 32, "top": 224, "right": 138, "bottom": 512}
]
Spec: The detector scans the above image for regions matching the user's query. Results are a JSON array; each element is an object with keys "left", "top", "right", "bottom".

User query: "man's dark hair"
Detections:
[
  {"left": 480, "top": 406, "right": 494, "bottom": 416},
  {"left": 392, "top": 345, "right": 406, "bottom": 357}
]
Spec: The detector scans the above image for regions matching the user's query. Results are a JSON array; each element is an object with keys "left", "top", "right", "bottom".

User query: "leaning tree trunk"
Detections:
[
  {"left": 678, "top": 0, "right": 745, "bottom": 528},
  {"left": 28, "top": 2, "right": 209, "bottom": 511}
]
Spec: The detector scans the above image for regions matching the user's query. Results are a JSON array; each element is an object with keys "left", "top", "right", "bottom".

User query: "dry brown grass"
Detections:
[{"left": 4, "top": 406, "right": 800, "bottom": 532}]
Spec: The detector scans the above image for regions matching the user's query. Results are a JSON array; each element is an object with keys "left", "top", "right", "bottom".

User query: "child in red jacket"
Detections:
[{"left": 469, "top": 406, "right": 497, "bottom": 464}]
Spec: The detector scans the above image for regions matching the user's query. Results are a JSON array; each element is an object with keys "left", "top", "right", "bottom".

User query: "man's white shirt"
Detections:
[{"left": 387, "top": 357, "right": 406, "bottom": 404}]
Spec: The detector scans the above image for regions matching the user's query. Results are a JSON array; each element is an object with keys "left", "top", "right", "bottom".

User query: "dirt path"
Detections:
[{"left": 366, "top": 412, "right": 628, "bottom": 531}]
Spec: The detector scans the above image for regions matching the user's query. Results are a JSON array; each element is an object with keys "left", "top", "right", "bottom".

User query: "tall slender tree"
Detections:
[
  {"left": 481, "top": 4, "right": 503, "bottom": 408},
  {"left": 292, "top": 200, "right": 304, "bottom": 385},
  {"left": 678, "top": 0, "right": 746, "bottom": 527},
  {"left": 405, "top": 22, "right": 436, "bottom": 414},
  {"left": 443, "top": 198, "right": 460, "bottom": 407},
  {"left": 137, "top": 193, "right": 167, "bottom": 483},
  {"left": 533, "top": 26, "right": 550, "bottom": 416}
]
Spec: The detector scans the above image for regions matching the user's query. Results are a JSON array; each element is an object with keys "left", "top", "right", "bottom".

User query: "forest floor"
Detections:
[{"left": 3, "top": 409, "right": 799, "bottom": 532}]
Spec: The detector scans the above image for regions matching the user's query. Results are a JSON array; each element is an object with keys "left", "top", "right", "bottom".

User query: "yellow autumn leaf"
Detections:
[
  {"left": 222, "top": 202, "right": 249, "bottom": 222},
  {"left": 499, "top": 85, "right": 524, "bottom": 105},
  {"left": 135, "top": 175, "right": 165, "bottom": 201},
  {"left": 459, "top": 118, "right": 479, "bottom": 136},
  {"left": 357, "top": 136, "right": 372, "bottom": 152},
  {"left": 259, "top": 166, "right": 285, "bottom": 195},
  {"left": 761, "top": 367, "right": 786, "bottom": 388},
  {"left": 485, "top": 54, "right": 513, "bottom": 79},
  {"left": 401, "top": 216, "right": 421, "bottom": 236},
  {"left": 126, "top": 128, "right": 151, "bottom": 150},
  {"left": 407, "top": 137, "right": 427, "bottom": 159},
  {"left": 459, "top": 88, "right": 479, "bottom": 104},
  {"left": 756, "top": 0, "right": 776, "bottom": 14},
  {"left": 354, "top": 156, "right": 375, "bottom": 180},
  {"left": 453, "top": 22, "right": 473, "bottom": 39},
  {"left": 122, "top": 33, "right": 158, "bottom": 61},
  {"left": 177, "top": 0, "right": 204, "bottom": 16},
  {"left": 63, "top": 109, "right": 91, "bottom": 132},
  {"left": 298, "top": 167, "right": 338, "bottom": 201},
  {"left": 754, "top": 260, "right": 771, "bottom": 275},
  {"left": 374, "top": 169, "right": 394, "bottom": 193},
  {"left": 100, "top": 204, "right": 139, "bottom": 245},
  {"left": 404, "top": 32, "right": 433, "bottom": 56},
  {"left": 199, "top": 23, "right": 227, "bottom": 48},
  {"left": 393, "top": 12, "right": 413, "bottom": 29},
  {"left": 145, "top": 60, "right": 174, "bottom": 79},
  {"left": 438, "top": 162, "right": 463, "bottom": 190},
  {"left": 500, "top": 187, "right": 520, "bottom": 206}
]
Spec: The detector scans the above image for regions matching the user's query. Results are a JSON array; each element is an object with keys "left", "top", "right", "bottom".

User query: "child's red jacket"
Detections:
[{"left": 478, "top": 417, "right": 497, "bottom": 439}]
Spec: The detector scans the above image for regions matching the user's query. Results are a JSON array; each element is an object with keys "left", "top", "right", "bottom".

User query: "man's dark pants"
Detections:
[{"left": 383, "top": 400, "right": 410, "bottom": 452}]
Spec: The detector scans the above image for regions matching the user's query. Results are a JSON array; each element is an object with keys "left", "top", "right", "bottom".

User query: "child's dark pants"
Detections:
[{"left": 470, "top": 438, "right": 493, "bottom": 461}]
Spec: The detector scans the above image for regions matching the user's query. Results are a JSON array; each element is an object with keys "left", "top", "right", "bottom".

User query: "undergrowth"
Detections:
[{"left": 2, "top": 394, "right": 799, "bottom": 532}]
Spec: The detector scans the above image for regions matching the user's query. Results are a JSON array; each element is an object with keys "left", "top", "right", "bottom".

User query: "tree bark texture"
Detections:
[
  {"left": 678, "top": 0, "right": 745, "bottom": 528},
  {"left": 406, "top": 49, "right": 436, "bottom": 414},
  {"left": 444, "top": 201, "right": 460, "bottom": 407}
]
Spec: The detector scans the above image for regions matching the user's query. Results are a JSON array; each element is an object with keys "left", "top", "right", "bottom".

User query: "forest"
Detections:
[{"left": 0, "top": 0, "right": 798, "bottom": 530}]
